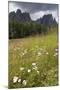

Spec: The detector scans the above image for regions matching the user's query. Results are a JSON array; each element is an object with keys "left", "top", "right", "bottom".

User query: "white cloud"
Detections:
[
  {"left": 9, "top": 2, "right": 19, "bottom": 13},
  {"left": 30, "top": 10, "right": 58, "bottom": 22},
  {"left": 9, "top": 3, "right": 16, "bottom": 12},
  {"left": 30, "top": 11, "right": 45, "bottom": 20},
  {"left": 9, "top": 2, "right": 58, "bottom": 22}
]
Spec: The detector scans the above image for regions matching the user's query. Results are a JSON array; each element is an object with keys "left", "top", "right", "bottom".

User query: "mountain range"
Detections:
[{"left": 9, "top": 9, "right": 57, "bottom": 26}]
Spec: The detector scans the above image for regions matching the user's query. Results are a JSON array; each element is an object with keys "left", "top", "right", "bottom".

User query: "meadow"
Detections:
[{"left": 9, "top": 30, "right": 58, "bottom": 88}]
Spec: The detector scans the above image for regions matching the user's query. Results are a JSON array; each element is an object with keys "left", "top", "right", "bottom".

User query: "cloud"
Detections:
[
  {"left": 9, "top": 1, "right": 58, "bottom": 13},
  {"left": 8, "top": 1, "right": 58, "bottom": 22},
  {"left": 30, "top": 10, "right": 58, "bottom": 22}
]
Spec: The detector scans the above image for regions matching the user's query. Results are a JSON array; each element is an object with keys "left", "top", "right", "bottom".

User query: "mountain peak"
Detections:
[
  {"left": 9, "top": 9, "right": 57, "bottom": 26},
  {"left": 16, "top": 9, "right": 21, "bottom": 14},
  {"left": 37, "top": 14, "right": 57, "bottom": 26}
]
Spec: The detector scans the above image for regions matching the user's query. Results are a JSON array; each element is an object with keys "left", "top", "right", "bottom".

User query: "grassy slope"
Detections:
[{"left": 9, "top": 31, "right": 58, "bottom": 88}]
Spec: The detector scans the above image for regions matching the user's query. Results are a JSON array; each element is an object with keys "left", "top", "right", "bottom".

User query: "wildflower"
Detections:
[
  {"left": 53, "top": 52, "right": 58, "bottom": 56},
  {"left": 32, "top": 63, "right": 36, "bottom": 66},
  {"left": 20, "top": 67, "right": 24, "bottom": 71},
  {"left": 55, "top": 48, "right": 58, "bottom": 52},
  {"left": 32, "top": 66, "right": 38, "bottom": 70},
  {"left": 22, "top": 80, "right": 27, "bottom": 86},
  {"left": 18, "top": 79, "right": 21, "bottom": 83},
  {"left": 13, "top": 76, "right": 18, "bottom": 83},
  {"left": 22, "top": 52, "right": 25, "bottom": 56},
  {"left": 46, "top": 52, "right": 49, "bottom": 55},
  {"left": 28, "top": 69, "right": 31, "bottom": 73},
  {"left": 37, "top": 70, "right": 40, "bottom": 74},
  {"left": 37, "top": 52, "right": 42, "bottom": 56}
]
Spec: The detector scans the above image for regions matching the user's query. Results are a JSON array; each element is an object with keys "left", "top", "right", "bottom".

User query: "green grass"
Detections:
[{"left": 9, "top": 31, "right": 58, "bottom": 88}]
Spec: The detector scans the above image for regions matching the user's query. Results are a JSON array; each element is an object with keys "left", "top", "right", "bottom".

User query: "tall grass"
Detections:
[{"left": 9, "top": 31, "right": 58, "bottom": 88}]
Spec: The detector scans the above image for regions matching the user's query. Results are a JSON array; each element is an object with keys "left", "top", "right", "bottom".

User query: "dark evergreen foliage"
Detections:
[{"left": 9, "top": 9, "right": 58, "bottom": 39}]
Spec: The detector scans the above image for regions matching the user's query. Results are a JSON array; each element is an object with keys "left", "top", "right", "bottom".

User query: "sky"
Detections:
[{"left": 8, "top": 1, "right": 59, "bottom": 22}]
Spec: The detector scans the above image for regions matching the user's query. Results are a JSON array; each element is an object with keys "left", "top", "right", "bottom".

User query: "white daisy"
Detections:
[
  {"left": 37, "top": 52, "right": 42, "bottom": 56},
  {"left": 32, "top": 63, "right": 36, "bottom": 66},
  {"left": 53, "top": 52, "right": 58, "bottom": 56},
  {"left": 18, "top": 79, "right": 21, "bottom": 83},
  {"left": 13, "top": 76, "right": 18, "bottom": 83},
  {"left": 37, "top": 70, "right": 40, "bottom": 74},
  {"left": 46, "top": 52, "right": 49, "bottom": 55},
  {"left": 32, "top": 66, "right": 38, "bottom": 70},
  {"left": 22, "top": 52, "right": 25, "bottom": 56},
  {"left": 28, "top": 69, "right": 31, "bottom": 73},
  {"left": 22, "top": 80, "right": 27, "bottom": 86},
  {"left": 20, "top": 67, "right": 24, "bottom": 71},
  {"left": 55, "top": 48, "right": 58, "bottom": 52}
]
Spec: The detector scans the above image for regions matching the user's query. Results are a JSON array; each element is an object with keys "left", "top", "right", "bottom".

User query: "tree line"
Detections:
[{"left": 9, "top": 21, "right": 57, "bottom": 39}]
